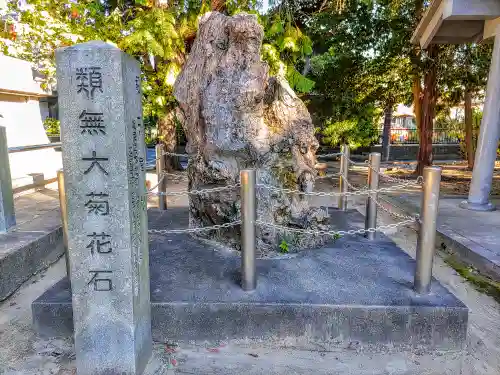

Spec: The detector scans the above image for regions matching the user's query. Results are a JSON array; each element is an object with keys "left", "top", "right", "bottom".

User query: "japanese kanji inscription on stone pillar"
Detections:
[{"left": 56, "top": 41, "right": 151, "bottom": 375}]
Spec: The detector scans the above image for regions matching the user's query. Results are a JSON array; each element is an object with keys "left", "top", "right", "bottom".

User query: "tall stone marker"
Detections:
[
  {"left": 0, "top": 126, "right": 16, "bottom": 232},
  {"left": 56, "top": 41, "right": 151, "bottom": 375}
]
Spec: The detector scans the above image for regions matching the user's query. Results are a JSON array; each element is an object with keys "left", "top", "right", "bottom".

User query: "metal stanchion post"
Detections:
[
  {"left": 240, "top": 169, "right": 256, "bottom": 291},
  {"left": 338, "top": 144, "right": 350, "bottom": 211},
  {"left": 57, "top": 170, "right": 70, "bottom": 278},
  {"left": 365, "top": 152, "right": 381, "bottom": 240},
  {"left": 156, "top": 144, "right": 167, "bottom": 210},
  {"left": 414, "top": 166, "right": 442, "bottom": 294}
]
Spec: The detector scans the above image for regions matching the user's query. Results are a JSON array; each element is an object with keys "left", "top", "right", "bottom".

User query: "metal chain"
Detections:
[
  {"left": 344, "top": 156, "right": 424, "bottom": 185},
  {"left": 347, "top": 158, "right": 369, "bottom": 166},
  {"left": 149, "top": 184, "right": 240, "bottom": 197},
  {"left": 367, "top": 164, "right": 424, "bottom": 185},
  {"left": 149, "top": 151, "right": 191, "bottom": 163},
  {"left": 148, "top": 220, "right": 241, "bottom": 235},
  {"left": 257, "top": 181, "right": 421, "bottom": 198},
  {"left": 316, "top": 172, "right": 341, "bottom": 179},
  {"left": 342, "top": 174, "right": 368, "bottom": 191},
  {"left": 317, "top": 152, "right": 343, "bottom": 159},
  {"left": 373, "top": 197, "right": 419, "bottom": 221},
  {"left": 148, "top": 173, "right": 166, "bottom": 192},
  {"left": 256, "top": 218, "right": 416, "bottom": 237},
  {"left": 162, "top": 172, "right": 188, "bottom": 180},
  {"left": 162, "top": 151, "right": 190, "bottom": 158},
  {"left": 379, "top": 171, "right": 424, "bottom": 185}
]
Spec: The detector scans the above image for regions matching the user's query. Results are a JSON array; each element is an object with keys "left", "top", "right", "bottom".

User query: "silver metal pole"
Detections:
[
  {"left": 57, "top": 170, "right": 70, "bottom": 278},
  {"left": 240, "top": 169, "right": 256, "bottom": 291},
  {"left": 414, "top": 166, "right": 442, "bottom": 294},
  {"left": 338, "top": 144, "right": 349, "bottom": 211},
  {"left": 365, "top": 152, "right": 381, "bottom": 240},
  {"left": 156, "top": 144, "right": 167, "bottom": 210}
]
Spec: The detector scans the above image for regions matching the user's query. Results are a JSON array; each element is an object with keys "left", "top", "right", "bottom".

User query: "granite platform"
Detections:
[{"left": 32, "top": 208, "right": 468, "bottom": 350}]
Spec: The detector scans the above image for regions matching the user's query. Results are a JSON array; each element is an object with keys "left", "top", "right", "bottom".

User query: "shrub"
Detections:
[{"left": 43, "top": 117, "right": 60, "bottom": 136}]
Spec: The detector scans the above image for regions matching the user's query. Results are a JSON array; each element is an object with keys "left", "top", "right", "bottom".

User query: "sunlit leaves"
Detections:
[
  {"left": 286, "top": 65, "right": 314, "bottom": 93},
  {"left": 260, "top": 14, "right": 314, "bottom": 93},
  {"left": 266, "top": 19, "right": 284, "bottom": 37}
]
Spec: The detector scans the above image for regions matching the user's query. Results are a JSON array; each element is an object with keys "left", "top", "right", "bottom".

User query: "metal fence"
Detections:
[
  {"left": 378, "top": 128, "right": 463, "bottom": 145},
  {"left": 0, "top": 139, "right": 63, "bottom": 233},
  {"left": 145, "top": 146, "right": 441, "bottom": 295}
]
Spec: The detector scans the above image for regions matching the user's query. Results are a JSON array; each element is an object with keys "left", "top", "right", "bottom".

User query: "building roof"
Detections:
[
  {"left": 411, "top": 0, "right": 500, "bottom": 48},
  {"left": 0, "top": 55, "right": 53, "bottom": 97}
]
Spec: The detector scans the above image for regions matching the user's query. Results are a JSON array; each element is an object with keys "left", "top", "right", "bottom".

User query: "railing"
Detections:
[
  {"left": 8, "top": 142, "right": 62, "bottom": 153},
  {"left": 0, "top": 131, "right": 64, "bottom": 232},
  {"left": 146, "top": 146, "right": 441, "bottom": 295},
  {"left": 378, "top": 128, "right": 463, "bottom": 145}
]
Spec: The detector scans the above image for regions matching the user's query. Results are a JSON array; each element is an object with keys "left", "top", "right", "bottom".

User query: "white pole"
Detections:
[{"left": 461, "top": 33, "right": 500, "bottom": 211}]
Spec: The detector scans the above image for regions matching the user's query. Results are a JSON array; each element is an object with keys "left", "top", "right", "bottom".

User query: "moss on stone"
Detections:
[
  {"left": 444, "top": 255, "right": 500, "bottom": 304},
  {"left": 271, "top": 165, "right": 296, "bottom": 189}
]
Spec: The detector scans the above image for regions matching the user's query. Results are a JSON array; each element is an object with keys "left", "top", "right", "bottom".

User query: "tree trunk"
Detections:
[
  {"left": 464, "top": 89, "right": 474, "bottom": 170},
  {"left": 412, "top": 75, "right": 422, "bottom": 133},
  {"left": 382, "top": 104, "right": 393, "bottom": 162},
  {"left": 157, "top": 111, "right": 182, "bottom": 172},
  {"left": 416, "top": 45, "right": 438, "bottom": 176}
]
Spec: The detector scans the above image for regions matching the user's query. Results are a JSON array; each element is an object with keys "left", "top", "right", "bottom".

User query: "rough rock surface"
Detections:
[{"left": 174, "top": 12, "right": 328, "bottom": 254}]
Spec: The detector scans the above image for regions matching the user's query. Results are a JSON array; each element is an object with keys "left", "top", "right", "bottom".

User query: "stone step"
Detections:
[
  {"left": 32, "top": 208, "right": 468, "bottom": 350},
  {"left": 379, "top": 194, "right": 500, "bottom": 282},
  {"left": 0, "top": 208, "right": 63, "bottom": 301}
]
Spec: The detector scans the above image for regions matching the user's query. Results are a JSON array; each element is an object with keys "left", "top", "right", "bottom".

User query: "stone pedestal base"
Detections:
[
  {"left": 33, "top": 208, "right": 468, "bottom": 350},
  {"left": 459, "top": 200, "right": 496, "bottom": 212}
]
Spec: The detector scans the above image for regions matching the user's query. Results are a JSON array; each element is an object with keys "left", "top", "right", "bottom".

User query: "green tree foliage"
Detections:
[
  {"left": 2, "top": 0, "right": 315, "bottom": 120},
  {"left": 438, "top": 44, "right": 491, "bottom": 112},
  {"left": 261, "top": 13, "right": 315, "bottom": 92},
  {"left": 305, "top": 0, "right": 396, "bottom": 148},
  {"left": 120, "top": 3, "right": 208, "bottom": 118},
  {"left": 437, "top": 43, "right": 492, "bottom": 168},
  {"left": 3, "top": 0, "right": 492, "bottom": 163}
]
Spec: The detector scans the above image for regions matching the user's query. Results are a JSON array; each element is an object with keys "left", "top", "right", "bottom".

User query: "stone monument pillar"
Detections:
[
  {"left": 174, "top": 12, "right": 329, "bottom": 254},
  {"left": 56, "top": 41, "right": 151, "bottom": 374}
]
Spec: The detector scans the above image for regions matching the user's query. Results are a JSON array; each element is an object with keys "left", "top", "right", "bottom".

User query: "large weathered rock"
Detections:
[{"left": 174, "top": 12, "right": 328, "bottom": 254}]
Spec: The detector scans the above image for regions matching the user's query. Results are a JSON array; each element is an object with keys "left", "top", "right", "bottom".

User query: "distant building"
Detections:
[
  {"left": 0, "top": 55, "right": 61, "bottom": 189},
  {"left": 378, "top": 104, "right": 416, "bottom": 130},
  {"left": 380, "top": 102, "right": 483, "bottom": 131}
]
